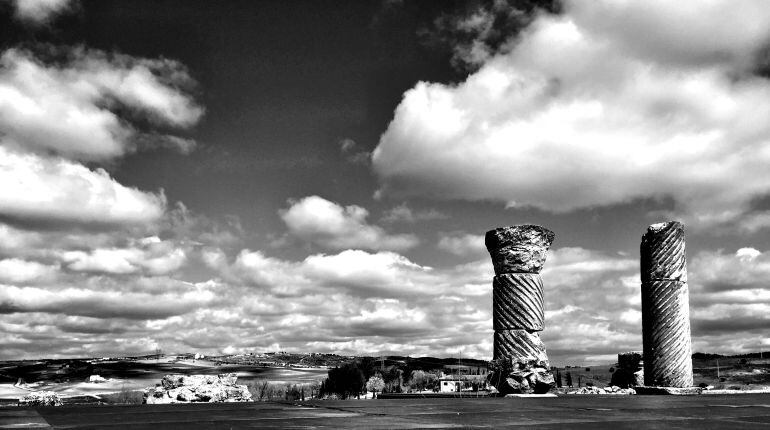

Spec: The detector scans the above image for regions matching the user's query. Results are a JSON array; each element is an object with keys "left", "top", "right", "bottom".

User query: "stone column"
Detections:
[
  {"left": 486, "top": 224, "right": 555, "bottom": 394},
  {"left": 640, "top": 221, "right": 693, "bottom": 387}
]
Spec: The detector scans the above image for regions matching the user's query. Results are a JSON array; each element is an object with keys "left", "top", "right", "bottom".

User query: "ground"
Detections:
[
  {"left": 554, "top": 358, "right": 770, "bottom": 391},
  {"left": 0, "top": 358, "right": 328, "bottom": 403},
  {"left": 2, "top": 394, "right": 770, "bottom": 429}
]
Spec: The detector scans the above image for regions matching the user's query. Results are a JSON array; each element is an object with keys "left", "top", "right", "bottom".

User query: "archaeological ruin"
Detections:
[
  {"left": 485, "top": 224, "right": 555, "bottom": 394},
  {"left": 640, "top": 221, "right": 694, "bottom": 387}
]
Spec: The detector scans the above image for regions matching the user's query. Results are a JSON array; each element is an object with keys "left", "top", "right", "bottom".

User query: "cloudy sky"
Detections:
[{"left": 1, "top": 0, "right": 769, "bottom": 365}]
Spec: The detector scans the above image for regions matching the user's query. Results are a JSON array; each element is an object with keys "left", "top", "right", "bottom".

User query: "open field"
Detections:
[
  {"left": 552, "top": 357, "right": 770, "bottom": 391},
  {"left": 0, "top": 358, "right": 328, "bottom": 402},
  {"left": 2, "top": 394, "right": 770, "bottom": 429}
]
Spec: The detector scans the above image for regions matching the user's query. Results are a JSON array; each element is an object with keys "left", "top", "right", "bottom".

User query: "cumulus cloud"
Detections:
[
  {"left": 373, "top": 0, "right": 770, "bottom": 229},
  {"left": 60, "top": 236, "right": 187, "bottom": 276},
  {"left": 380, "top": 203, "right": 448, "bottom": 223},
  {"left": 0, "top": 258, "right": 57, "bottom": 284},
  {"left": 7, "top": 0, "right": 74, "bottom": 24},
  {"left": 279, "top": 196, "right": 419, "bottom": 251},
  {"left": 209, "top": 248, "right": 438, "bottom": 298},
  {"left": 0, "top": 282, "right": 215, "bottom": 320},
  {"left": 0, "top": 146, "right": 166, "bottom": 226},
  {"left": 690, "top": 247, "right": 770, "bottom": 294},
  {"left": 0, "top": 46, "right": 204, "bottom": 229},
  {"left": 437, "top": 232, "right": 486, "bottom": 257},
  {"left": 0, "top": 48, "right": 202, "bottom": 161},
  {"left": 1, "top": 240, "right": 768, "bottom": 361}
]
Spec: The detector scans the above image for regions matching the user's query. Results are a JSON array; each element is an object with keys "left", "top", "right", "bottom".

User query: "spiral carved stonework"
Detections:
[
  {"left": 493, "top": 329, "right": 548, "bottom": 364},
  {"left": 492, "top": 273, "right": 544, "bottom": 331},
  {"left": 486, "top": 224, "right": 555, "bottom": 394},
  {"left": 640, "top": 222, "right": 693, "bottom": 388},
  {"left": 640, "top": 221, "right": 687, "bottom": 283}
]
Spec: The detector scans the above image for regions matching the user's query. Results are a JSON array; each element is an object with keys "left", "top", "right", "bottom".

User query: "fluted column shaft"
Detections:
[
  {"left": 486, "top": 225, "right": 554, "bottom": 364},
  {"left": 640, "top": 221, "right": 693, "bottom": 387}
]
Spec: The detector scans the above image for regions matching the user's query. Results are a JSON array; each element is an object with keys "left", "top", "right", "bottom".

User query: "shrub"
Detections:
[{"left": 99, "top": 386, "right": 143, "bottom": 405}]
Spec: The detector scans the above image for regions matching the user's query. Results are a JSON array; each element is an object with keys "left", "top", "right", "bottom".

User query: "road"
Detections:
[{"left": 1, "top": 394, "right": 769, "bottom": 429}]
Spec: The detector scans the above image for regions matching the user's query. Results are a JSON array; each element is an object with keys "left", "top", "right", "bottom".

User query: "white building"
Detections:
[{"left": 439, "top": 378, "right": 462, "bottom": 393}]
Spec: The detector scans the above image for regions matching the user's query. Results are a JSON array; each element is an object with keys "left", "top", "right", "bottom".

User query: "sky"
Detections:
[{"left": 0, "top": 0, "right": 769, "bottom": 365}]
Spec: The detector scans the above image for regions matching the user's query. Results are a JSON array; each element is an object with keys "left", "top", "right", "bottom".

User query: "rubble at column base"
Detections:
[
  {"left": 634, "top": 386, "right": 703, "bottom": 395},
  {"left": 488, "top": 358, "right": 555, "bottom": 395}
]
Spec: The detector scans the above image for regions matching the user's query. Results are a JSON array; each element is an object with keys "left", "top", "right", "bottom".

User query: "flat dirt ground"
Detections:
[{"left": 2, "top": 394, "right": 770, "bottom": 429}]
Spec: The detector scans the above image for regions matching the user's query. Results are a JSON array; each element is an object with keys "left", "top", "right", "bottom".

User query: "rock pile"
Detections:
[
  {"left": 568, "top": 386, "right": 636, "bottom": 395},
  {"left": 143, "top": 373, "right": 252, "bottom": 404},
  {"left": 18, "top": 391, "right": 62, "bottom": 406},
  {"left": 486, "top": 224, "right": 556, "bottom": 395},
  {"left": 87, "top": 375, "right": 107, "bottom": 383}
]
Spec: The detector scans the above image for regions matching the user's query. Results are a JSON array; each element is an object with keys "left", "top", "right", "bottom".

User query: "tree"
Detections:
[
  {"left": 409, "top": 370, "right": 429, "bottom": 391},
  {"left": 565, "top": 371, "right": 572, "bottom": 388},
  {"left": 366, "top": 374, "right": 385, "bottom": 397},
  {"left": 324, "top": 362, "right": 366, "bottom": 399}
]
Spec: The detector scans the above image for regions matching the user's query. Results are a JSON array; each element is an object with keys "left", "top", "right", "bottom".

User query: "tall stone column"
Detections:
[
  {"left": 640, "top": 221, "right": 693, "bottom": 387},
  {"left": 486, "top": 224, "right": 555, "bottom": 394}
]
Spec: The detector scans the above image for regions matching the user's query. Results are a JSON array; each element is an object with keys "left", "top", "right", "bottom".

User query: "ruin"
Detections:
[
  {"left": 640, "top": 221, "right": 694, "bottom": 387},
  {"left": 486, "top": 224, "right": 555, "bottom": 394},
  {"left": 610, "top": 351, "right": 644, "bottom": 388}
]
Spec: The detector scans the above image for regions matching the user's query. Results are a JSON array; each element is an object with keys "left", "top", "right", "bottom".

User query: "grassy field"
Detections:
[{"left": 552, "top": 357, "right": 770, "bottom": 390}]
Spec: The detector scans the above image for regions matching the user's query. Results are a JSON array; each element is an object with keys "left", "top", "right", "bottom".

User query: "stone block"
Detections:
[{"left": 485, "top": 225, "right": 555, "bottom": 274}]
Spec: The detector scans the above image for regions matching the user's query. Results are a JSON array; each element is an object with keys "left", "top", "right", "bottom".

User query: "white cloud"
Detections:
[
  {"left": 373, "top": 0, "right": 770, "bottom": 229},
  {"left": 0, "top": 258, "right": 57, "bottom": 284},
  {"left": 436, "top": 232, "right": 485, "bottom": 257},
  {"left": 0, "top": 48, "right": 202, "bottom": 161},
  {"left": 8, "top": 0, "right": 73, "bottom": 24},
  {"left": 280, "top": 196, "right": 419, "bottom": 251},
  {"left": 2, "top": 240, "right": 768, "bottom": 362},
  {"left": 302, "top": 250, "right": 434, "bottom": 296},
  {"left": 0, "top": 146, "right": 166, "bottom": 226},
  {"left": 691, "top": 248, "right": 770, "bottom": 290},
  {"left": 0, "top": 282, "right": 215, "bottom": 320},
  {"left": 380, "top": 203, "right": 448, "bottom": 223},
  {"left": 61, "top": 237, "right": 187, "bottom": 276}
]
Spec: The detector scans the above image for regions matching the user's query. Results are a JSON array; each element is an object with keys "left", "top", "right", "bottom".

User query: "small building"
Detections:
[{"left": 439, "top": 378, "right": 462, "bottom": 393}]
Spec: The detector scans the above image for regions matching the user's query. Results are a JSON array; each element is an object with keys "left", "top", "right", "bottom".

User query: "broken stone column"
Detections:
[
  {"left": 640, "top": 221, "right": 693, "bottom": 388},
  {"left": 486, "top": 224, "right": 555, "bottom": 394},
  {"left": 610, "top": 351, "right": 644, "bottom": 388}
]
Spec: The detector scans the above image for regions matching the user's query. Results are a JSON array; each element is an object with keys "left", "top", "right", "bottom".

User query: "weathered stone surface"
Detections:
[
  {"left": 485, "top": 225, "right": 555, "bottom": 274},
  {"left": 641, "top": 221, "right": 693, "bottom": 388},
  {"left": 493, "top": 329, "right": 549, "bottom": 364},
  {"left": 634, "top": 369, "right": 645, "bottom": 386},
  {"left": 634, "top": 386, "right": 702, "bottom": 395},
  {"left": 493, "top": 273, "right": 544, "bottom": 331},
  {"left": 640, "top": 221, "right": 687, "bottom": 283},
  {"left": 487, "top": 224, "right": 555, "bottom": 395},
  {"left": 144, "top": 373, "right": 252, "bottom": 404},
  {"left": 18, "top": 391, "right": 62, "bottom": 406},
  {"left": 488, "top": 359, "right": 554, "bottom": 395},
  {"left": 641, "top": 279, "right": 693, "bottom": 387},
  {"left": 568, "top": 386, "right": 636, "bottom": 395}
]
